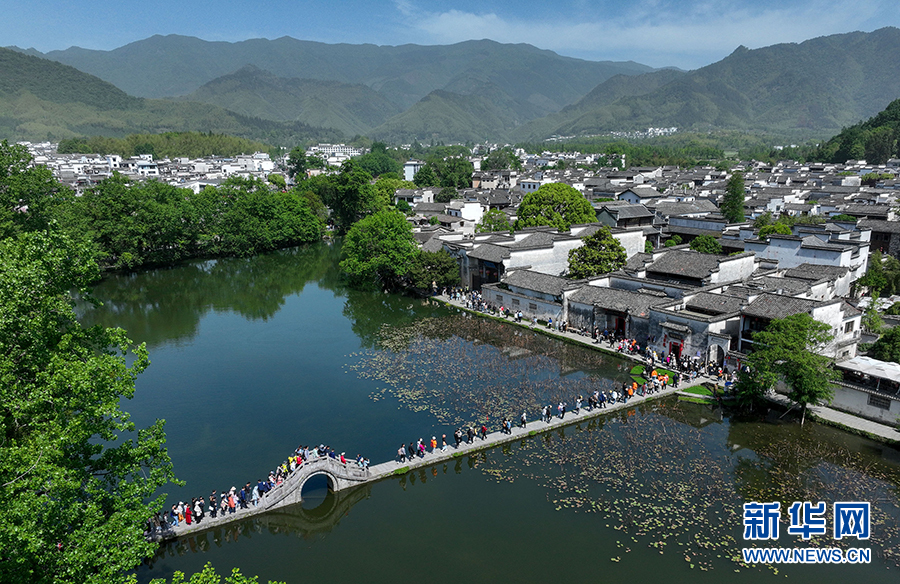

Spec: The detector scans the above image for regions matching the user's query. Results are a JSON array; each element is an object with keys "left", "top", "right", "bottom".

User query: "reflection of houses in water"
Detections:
[{"left": 832, "top": 356, "right": 900, "bottom": 425}]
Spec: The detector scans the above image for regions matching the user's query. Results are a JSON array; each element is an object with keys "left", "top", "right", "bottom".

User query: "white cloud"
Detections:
[{"left": 398, "top": 0, "right": 891, "bottom": 68}]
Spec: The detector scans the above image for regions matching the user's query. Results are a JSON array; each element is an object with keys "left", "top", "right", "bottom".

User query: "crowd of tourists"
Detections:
[{"left": 147, "top": 444, "right": 370, "bottom": 535}]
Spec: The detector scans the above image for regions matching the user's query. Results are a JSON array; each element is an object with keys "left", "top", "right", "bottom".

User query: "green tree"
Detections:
[
  {"left": 857, "top": 250, "right": 888, "bottom": 296},
  {"left": 73, "top": 174, "right": 199, "bottom": 269},
  {"left": 267, "top": 173, "right": 286, "bottom": 190},
  {"left": 721, "top": 171, "right": 745, "bottom": 223},
  {"left": 317, "top": 162, "right": 380, "bottom": 233},
  {"left": 147, "top": 562, "right": 285, "bottom": 584},
  {"left": 0, "top": 229, "right": 177, "bottom": 584},
  {"left": 830, "top": 214, "right": 858, "bottom": 222},
  {"left": 195, "top": 176, "right": 322, "bottom": 256},
  {"left": 758, "top": 223, "right": 792, "bottom": 239},
  {"left": 0, "top": 140, "right": 70, "bottom": 239},
  {"left": 430, "top": 156, "right": 474, "bottom": 188},
  {"left": 340, "top": 208, "right": 418, "bottom": 289},
  {"left": 869, "top": 326, "right": 900, "bottom": 364},
  {"left": 354, "top": 149, "right": 402, "bottom": 177},
  {"left": 644, "top": 240, "right": 654, "bottom": 253},
  {"left": 515, "top": 183, "right": 596, "bottom": 231},
  {"left": 413, "top": 165, "right": 438, "bottom": 187},
  {"left": 861, "top": 300, "right": 884, "bottom": 334},
  {"left": 567, "top": 225, "right": 628, "bottom": 279},
  {"left": 434, "top": 187, "right": 458, "bottom": 203},
  {"left": 753, "top": 212, "right": 773, "bottom": 228},
  {"left": 406, "top": 250, "right": 461, "bottom": 290},
  {"left": 286, "top": 146, "right": 311, "bottom": 179},
  {"left": 736, "top": 313, "right": 838, "bottom": 425},
  {"left": 481, "top": 148, "right": 521, "bottom": 171},
  {"left": 689, "top": 235, "right": 723, "bottom": 254},
  {"left": 374, "top": 176, "right": 416, "bottom": 209},
  {"left": 664, "top": 234, "right": 682, "bottom": 247},
  {"left": 476, "top": 208, "right": 512, "bottom": 233}
]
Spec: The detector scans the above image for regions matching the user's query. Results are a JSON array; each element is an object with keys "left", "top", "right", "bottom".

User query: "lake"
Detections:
[{"left": 78, "top": 242, "right": 900, "bottom": 583}]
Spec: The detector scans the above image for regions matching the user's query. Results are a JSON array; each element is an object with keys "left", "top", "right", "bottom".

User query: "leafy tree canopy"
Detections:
[
  {"left": 434, "top": 186, "right": 458, "bottom": 203},
  {"left": 869, "top": 326, "right": 900, "bottom": 364},
  {"left": 476, "top": 208, "right": 512, "bottom": 234},
  {"left": 481, "top": 147, "right": 522, "bottom": 171},
  {"left": 664, "top": 234, "right": 682, "bottom": 247},
  {"left": 339, "top": 208, "right": 418, "bottom": 289},
  {"left": 413, "top": 165, "right": 438, "bottom": 187},
  {"left": 146, "top": 562, "right": 285, "bottom": 584},
  {"left": 735, "top": 313, "right": 837, "bottom": 424},
  {"left": 0, "top": 140, "right": 71, "bottom": 239},
  {"left": 721, "top": 171, "right": 745, "bottom": 223},
  {"left": 758, "top": 223, "right": 792, "bottom": 239},
  {"left": 515, "top": 183, "right": 596, "bottom": 231},
  {"left": 0, "top": 229, "right": 177, "bottom": 584},
  {"left": 830, "top": 213, "right": 858, "bottom": 222},
  {"left": 689, "top": 235, "right": 723, "bottom": 254},
  {"left": 567, "top": 225, "right": 628, "bottom": 279},
  {"left": 406, "top": 250, "right": 461, "bottom": 290},
  {"left": 286, "top": 146, "right": 325, "bottom": 179}
]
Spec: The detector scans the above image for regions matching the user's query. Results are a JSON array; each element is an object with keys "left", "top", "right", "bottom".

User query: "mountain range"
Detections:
[{"left": 4, "top": 28, "right": 900, "bottom": 145}]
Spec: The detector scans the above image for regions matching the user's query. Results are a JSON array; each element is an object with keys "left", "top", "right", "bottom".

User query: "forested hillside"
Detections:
[
  {"left": 0, "top": 47, "right": 344, "bottom": 145},
  {"left": 182, "top": 66, "right": 401, "bottom": 136},
  {"left": 815, "top": 98, "right": 900, "bottom": 163},
  {"left": 513, "top": 27, "right": 900, "bottom": 140}
]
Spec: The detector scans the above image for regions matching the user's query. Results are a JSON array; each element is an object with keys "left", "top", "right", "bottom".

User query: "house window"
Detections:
[
  {"left": 529, "top": 303, "right": 538, "bottom": 311},
  {"left": 868, "top": 394, "right": 891, "bottom": 410},
  {"left": 512, "top": 299, "right": 520, "bottom": 306},
  {"left": 496, "top": 295, "right": 503, "bottom": 302},
  {"left": 844, "top": 321, "right": 854, "bottom": 334}
]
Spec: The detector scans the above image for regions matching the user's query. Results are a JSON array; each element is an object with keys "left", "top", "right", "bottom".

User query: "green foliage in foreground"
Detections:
[
  {"left": 567, "top": 225, "right": 627, "bottom": 279},
  {"left": 58, "top": 132, "right": 276, "bottom": 159},
  {"left": 0, "top": 229, "right": 178, "bottom": 584},
  {"left": 145, "top": 562, "right": 284, "bottom": 584}
]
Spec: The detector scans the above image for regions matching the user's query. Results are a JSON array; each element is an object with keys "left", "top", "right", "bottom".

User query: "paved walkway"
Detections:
[
  {"left": 765, "top": 392, "right": 900, "bottom": 444},
  {"left": 161, "top": 384, "right": 678, "bottom": 540},
  {"left": 436, "top": 293, "right": 900, "bottom": 445}
]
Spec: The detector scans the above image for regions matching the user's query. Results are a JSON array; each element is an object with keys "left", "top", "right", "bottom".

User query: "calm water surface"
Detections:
[{"left": 78, "top": 243, "right": 900, "bottom": 584}]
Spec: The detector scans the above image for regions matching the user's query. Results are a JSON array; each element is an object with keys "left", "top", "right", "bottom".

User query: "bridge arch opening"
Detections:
[{"left": 300, "top": 472, "right": 335, "bottom": 510}]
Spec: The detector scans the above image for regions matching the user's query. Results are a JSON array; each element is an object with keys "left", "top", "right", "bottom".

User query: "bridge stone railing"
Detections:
[{"left": 259, "top": 455, "right": 371, "bottom": 511}]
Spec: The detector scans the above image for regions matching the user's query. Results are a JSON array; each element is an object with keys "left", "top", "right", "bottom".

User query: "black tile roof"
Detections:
[
  {"left": 783, "top": 264, "right": 850, "bottom": 281},
  {"left": 567, "top": 285, "right": 666, "bottom": 317},
  {"left": 503, "top": 270, "right": 570, "bottom": 297},
  {"left": 741, "top": 293, "right": 820, "bottom": 320},
  {"left": 685, "top": 292, "right": 745, "bottom": 315},
  {"left": 646, "top": 250, "right": 725, "bottom": 280}
]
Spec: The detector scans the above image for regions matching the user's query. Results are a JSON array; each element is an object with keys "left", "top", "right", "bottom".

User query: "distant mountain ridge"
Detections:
[
  {"left": 512, "top": 27, "right": 900, "bottom": 140},
  {"left": 31, "top": 35, "right": 653, "bottom": 112},
  {"left": 180, "top": 66, "right": 402, "bottom": 136},
  {"left": 0, "top": 47, "right": 343, "bottom": 145}
]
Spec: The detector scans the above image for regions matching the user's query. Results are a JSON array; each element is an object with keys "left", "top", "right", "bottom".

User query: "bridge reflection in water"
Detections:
[{"left": 148, "top": 484, "right": 372, "bottom": 563}]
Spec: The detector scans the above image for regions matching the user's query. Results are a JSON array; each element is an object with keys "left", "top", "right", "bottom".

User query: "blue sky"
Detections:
[{"left": 2, "top": 0, "right": 897, "bottom": 69}]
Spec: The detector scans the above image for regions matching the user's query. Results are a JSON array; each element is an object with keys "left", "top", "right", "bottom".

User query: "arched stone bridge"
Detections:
[
  {"left": 161, "top": 383, "right": 680, "bottom": 541},
  {"left": 258, "top": 455, "right": 371, "bottom": 509}
]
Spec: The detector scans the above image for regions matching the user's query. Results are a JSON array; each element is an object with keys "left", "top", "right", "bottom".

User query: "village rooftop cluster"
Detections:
[{"left": 19, "top": 140, "right": 900, "bottom": 427}]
